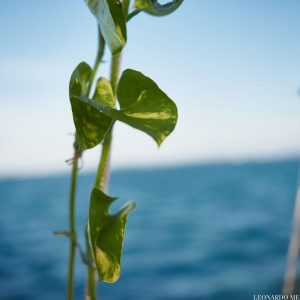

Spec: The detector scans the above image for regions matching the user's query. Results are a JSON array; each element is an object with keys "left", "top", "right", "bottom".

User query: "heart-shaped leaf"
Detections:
[
  {"left": 85, "top": 0, "right": 127, "bottom": 54},
  {"left": 134, "top": 0, "right": 183, "bottom": 16},
  {"left": 69, "top": 63, "right": 113, "bottom": 150},
  {"left": 88, "top": 188, "right": 136, "bottom": 283},
  {"left": 71, "top": 69, "right": 178, "bottom": 146},
  {"left": 115, "top": 69, "right": 178, "bottom": 145}
]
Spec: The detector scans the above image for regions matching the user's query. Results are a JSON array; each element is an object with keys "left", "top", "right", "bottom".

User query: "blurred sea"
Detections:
[{"left": 0, "top": 159, "right": 299, "bottom": 300}]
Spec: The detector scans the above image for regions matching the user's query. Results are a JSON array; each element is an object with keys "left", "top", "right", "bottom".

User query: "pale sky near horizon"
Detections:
[{"left": 1, "top": 1, "right": 300, "bottom": 176}]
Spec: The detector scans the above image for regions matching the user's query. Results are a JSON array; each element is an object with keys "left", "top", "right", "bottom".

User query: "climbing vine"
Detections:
[{"left": 62, "top": 0, "right": 183, "bottom": 299}]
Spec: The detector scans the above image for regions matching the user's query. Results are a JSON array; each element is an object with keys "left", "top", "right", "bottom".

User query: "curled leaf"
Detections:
[
  {"left": 85, "top": 0, "right": 127, "bottom": 54},
  {"left": 88, "top": 188, "right": 136, "bottom": 283},
  {"left": 134, "top": 0, "right": 183, "bottom": 16}
]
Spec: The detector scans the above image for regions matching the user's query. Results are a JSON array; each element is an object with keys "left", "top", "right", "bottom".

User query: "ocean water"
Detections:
[{"left": 0, "top": 160, "right": 299, "bottom": 300}]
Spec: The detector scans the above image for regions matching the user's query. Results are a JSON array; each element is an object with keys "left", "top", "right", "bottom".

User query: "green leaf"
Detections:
[
  {"left": 88, "top": 188, "right": 136, "bottom": 283},
  {"left": 69, "top": 63, "right": 113, "bottom": 150},
  {"left": 93, "top": 77, "right": 115, "bottom": 108},
  {"left": 134, "top": 0, "right": 183, "bottom": 16},
  {"left": 115, "top": 69, "right": 178, "bottom": 145},
  {"left": 72, "top": 69, "right": 178, "bottom": 146},
  {"left": 85, "top": 0, "right": 127, "bottom": 54}
]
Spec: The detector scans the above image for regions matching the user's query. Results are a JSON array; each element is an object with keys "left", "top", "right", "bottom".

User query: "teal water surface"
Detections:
[{"left": 0, "top": 159, "right": 298, "bottom": 300}]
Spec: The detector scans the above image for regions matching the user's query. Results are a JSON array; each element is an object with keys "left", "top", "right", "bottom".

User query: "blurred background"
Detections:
[{"left": 1, "top": 1, "right": 300, "bottom": 299}]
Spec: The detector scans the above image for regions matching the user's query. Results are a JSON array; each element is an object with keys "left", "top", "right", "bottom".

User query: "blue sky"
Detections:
[{"left": 1, "top": 1, "right": 300, "bottom": 176}]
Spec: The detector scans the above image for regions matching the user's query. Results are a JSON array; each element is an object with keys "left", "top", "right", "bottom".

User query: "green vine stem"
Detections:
[
  {"left": 96, "top": 0, "right": 130, "bottom": 190},
  {"left": 127, "top": 9, "right": 140, "bottom": 22},
  {"left": 85, "top": 27, "right": 106, "bottom": 300},
  {"left": 95, "top": 52, "right": 121, "bottom": 189},
  {"left": 86, "top": 48, "right": 122, "bottom": 300},
  {"left": 83, "top": 50, "right": 120, "bottom": 300},
  {"left": 87, "top": 26, "right": 105, "bottom": 96},
  {"left": 109, "top": 53, "right": 122, "bottom": 98},
  {"left": 88, "top": 1, "right": 130, "bottom": 297},
  {"left": 67, "top": 144, "right": 80, "bottom": 300},
  {"left": 95, "top": 131, "right": 112, "bottom": 190},
  {"left": 95, "top": 0, "right": 128, "bottom": 198},
  {"left": 66, "top": 25, "right": 106, "bottom": 300},
  {"left": 85, "top": 227, "right": 97, "bottom": 300}
]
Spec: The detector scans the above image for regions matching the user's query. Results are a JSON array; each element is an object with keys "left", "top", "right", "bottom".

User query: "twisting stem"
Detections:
[
  {"left": 85, "top": 26, "right": 106, "bottom": 300},
  {"left": 67, "top": 144, "right": 80, "bottom": 300}
]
